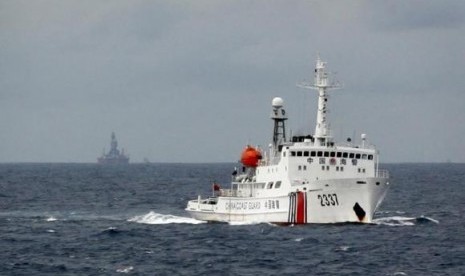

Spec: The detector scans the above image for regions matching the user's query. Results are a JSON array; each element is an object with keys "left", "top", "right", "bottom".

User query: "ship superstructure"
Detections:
[
  {"left": 186, "top": 56, "right": 390, "bottom": 224},
  {"left": 98, "top": 132, "right": 129, "bottom": 165}
]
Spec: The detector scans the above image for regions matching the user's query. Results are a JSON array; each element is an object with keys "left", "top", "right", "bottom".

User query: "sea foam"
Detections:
[
  {"left": 116, "top": 266, "right": 134, "bottom": 273},
  {"left": 373, "top": 215, "right": 439, "bottom": 226},
  {"left": 128, "top": 211, "right": 205, "bottom": 225},
  {"left": 45, "top": 216, "right": 58, "bottom": 222}
]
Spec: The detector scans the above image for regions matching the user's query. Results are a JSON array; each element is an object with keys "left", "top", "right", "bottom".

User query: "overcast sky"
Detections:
[{"left": 1, "top": 0, "right": 464, "bottom": 163}]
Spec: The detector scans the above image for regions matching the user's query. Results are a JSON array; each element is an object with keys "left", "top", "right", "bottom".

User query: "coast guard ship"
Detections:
[
  {"left": 186, "top": 56, "right": 390, "bottom": 224},
  {"left": 98, "top": 132, "right": 129, "bottom": 165}
]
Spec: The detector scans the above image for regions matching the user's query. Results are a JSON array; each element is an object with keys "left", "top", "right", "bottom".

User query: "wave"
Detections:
[
  {"left": 100, "top": 227, "right": 121, "bottom": 235},
  {"left": 128, "top": 211, "right": 205, "bottom": 225},
  {"left": 116, "top": 266, "right": 134, "bottom": 273},
  {"left": 0, "top": 211, "right": 123, "bottom": 222},
  {"left": 373, "top": 215, "right": 439, "bottom": 226},
  {"left": 45, "top": 216, "right": 58, "bottom": 222},
  {"left": 376, "top": 210, "right": 406, "bottom": 215},
  {"left": 415, "top": 216, "right": 439, "bottom": 224},
  {"left": 228, "top": 220, "right": 269, "bottom": 226},
  {"left": 335, "top": 246, "right": 350, "bottom": 252}
]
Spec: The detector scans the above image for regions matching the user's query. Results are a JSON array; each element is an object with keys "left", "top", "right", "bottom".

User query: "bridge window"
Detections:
[
  {"left": 368, "top": 155, "right": 373, "bottom": 160},
  {"left": 337, "top": 152, "right": 342, "bottom": 158},
  {"left": 291, "top": 151, "right": 296, "bottom": 157},
  {"left": 267, "top": 182, "right": 274, "bottom": 189},
  {"left": 362, "top": 154, "right": 367, "bottom": 159},
  {"left": 356, "top": 154, "right": 361, "bottom": 159},
  {"left": 297, "top": 151, "right": 303, "bottom": 157},
  {"left": 304, "top": 151, "right": 309, "bottom": 157},
  {"left": 330, "top": 152, "right": 336, "bottom": 157},
  {"left": 311, "top": 151, "right": 316, "bottom": 157},
  {"left": 275, "top": 181, "right": 282, "bottom": 188},
  {"left": 343, "top": 152, "right": 348, "bottom": 158},
  {"left": 317, "top": 151, "right": 323, "bottom": 157},
  {"left": 324, "top": 151, "right": 330, "bottom": 157},
  {"left": 349, "top": 153, "right": 355, "bottom": 158}
]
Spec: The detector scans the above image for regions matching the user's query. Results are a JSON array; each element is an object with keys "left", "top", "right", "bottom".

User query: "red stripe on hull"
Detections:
[{"left": 296, "top": 192, "right": 306, "bottom": 224}]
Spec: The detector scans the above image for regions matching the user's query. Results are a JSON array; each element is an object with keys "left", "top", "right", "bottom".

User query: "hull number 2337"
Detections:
[{"left": 317, "top": 194, "right": 339, "bottom": 206}]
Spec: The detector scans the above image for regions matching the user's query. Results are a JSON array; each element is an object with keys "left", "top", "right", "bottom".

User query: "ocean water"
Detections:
[{"left": 0, "top": 163, "right": 464, "bottom": 275}]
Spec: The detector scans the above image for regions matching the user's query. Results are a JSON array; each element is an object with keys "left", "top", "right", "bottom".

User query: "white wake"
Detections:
[
  {"left": 128, "top": 211, "right": 205, "bottom": 225},
  {"left": 373, "top": 215, "right": 439, "bottom": 226}
]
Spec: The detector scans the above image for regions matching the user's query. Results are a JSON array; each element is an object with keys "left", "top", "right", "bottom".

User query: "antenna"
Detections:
[{"left": 297, "top": 55, "right": 342, "bottom": 147}]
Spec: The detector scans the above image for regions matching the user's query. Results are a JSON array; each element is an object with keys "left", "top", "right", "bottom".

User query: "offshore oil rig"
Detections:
[{"left": 97, "top": 132, "right": 129, "bottom": 164}]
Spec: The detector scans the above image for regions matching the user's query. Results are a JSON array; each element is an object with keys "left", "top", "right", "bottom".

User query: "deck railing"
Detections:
[
  {"left": 259, "top": 156, "right": 281, "bottom": 166},
  {"left": 219, "top": 189, "right": 238, "bottom": 197},
  {"left": 376, "top": 169, "right": 390, "bottom": 178},
  {"left": 219, "top": 188, "right": 257, "bottom": 198}
]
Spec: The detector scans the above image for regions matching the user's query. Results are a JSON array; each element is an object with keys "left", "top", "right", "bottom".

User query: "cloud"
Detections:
[
  {"left": 365, "top": 0, "right": 465, "bottom": 32},
  {"left": 1, "top": 0, "right": 465, "bottom": 162}
]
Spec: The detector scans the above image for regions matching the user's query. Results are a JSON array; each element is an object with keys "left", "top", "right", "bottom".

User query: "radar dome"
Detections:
[{"left": 272, "top": 97, "right": 284, "bottom": 108}]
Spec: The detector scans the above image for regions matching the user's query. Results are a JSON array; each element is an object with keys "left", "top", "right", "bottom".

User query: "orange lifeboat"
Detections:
[{"left": 240, "top": 145, "right": 262, "bottom": 167}]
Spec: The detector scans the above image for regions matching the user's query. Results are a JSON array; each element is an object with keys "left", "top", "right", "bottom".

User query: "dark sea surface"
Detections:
[{"left": 0, "top": 163, "right": 464, "bottom": 275}]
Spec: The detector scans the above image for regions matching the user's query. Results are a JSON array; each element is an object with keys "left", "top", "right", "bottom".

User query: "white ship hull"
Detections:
[
  {"left": 186, "top": 177, "right": 389, "bottom": 224},
  {"left": 185, "top": 57, "right": 391, "bottom": 225}
]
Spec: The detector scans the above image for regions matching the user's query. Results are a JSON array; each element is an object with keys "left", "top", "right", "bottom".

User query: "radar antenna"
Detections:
[
  {"left": 297, "top": 55, "right": 342, "bottom": 147},
  {"left": 271, "top": 97, "right": 288, "bottom": 156}
]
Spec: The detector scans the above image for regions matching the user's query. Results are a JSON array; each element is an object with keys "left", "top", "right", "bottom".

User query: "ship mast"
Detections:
[{"left": 299, "top": 55, "right": 341, "bottom": 147}]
